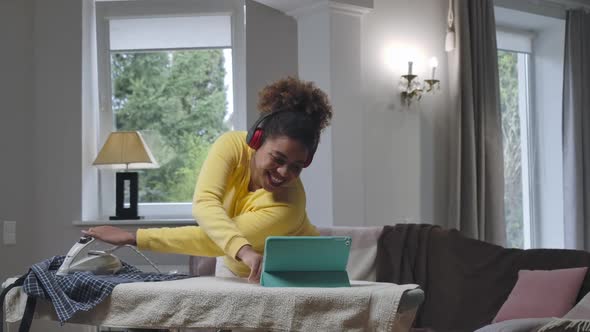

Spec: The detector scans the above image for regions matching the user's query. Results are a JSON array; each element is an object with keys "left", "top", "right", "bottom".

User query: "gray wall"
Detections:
[
  {"left": 0, "top": 0, "right": 35, "bottom": 283},
  {"left": 32, "top": 0, "right": 85, "bottom": 261},
  {"left": 1, "top": 1, "right": 91, "bottom": 331}
]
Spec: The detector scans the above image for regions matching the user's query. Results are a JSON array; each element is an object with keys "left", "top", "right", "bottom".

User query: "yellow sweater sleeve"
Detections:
[
  {"left": 191, "top": 132, "right": 250, "bottom": 259},
  {"left": 136, "top": 203, "right": 315, "bottom": 256},
  {"left": 136, "top": 226, "right": 224, "bottom": 257}
]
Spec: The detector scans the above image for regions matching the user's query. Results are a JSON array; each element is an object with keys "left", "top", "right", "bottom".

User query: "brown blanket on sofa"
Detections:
[{"left": 376, "top": 224, "right": 590, "bottom": 332}]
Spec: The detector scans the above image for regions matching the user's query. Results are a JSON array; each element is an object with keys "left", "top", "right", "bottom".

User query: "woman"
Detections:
[{"left": 83, "top": 77, "right": 333, "bottom": 283}]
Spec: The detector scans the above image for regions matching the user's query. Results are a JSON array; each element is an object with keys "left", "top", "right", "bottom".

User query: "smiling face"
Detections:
[{"left": 249, "top": 135, "right": 309, "bottom": 192}]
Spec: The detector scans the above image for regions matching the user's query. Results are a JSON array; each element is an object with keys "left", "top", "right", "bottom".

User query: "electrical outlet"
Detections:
[{"left": 3, "top": 221, "right": 16, "bottom": 245}]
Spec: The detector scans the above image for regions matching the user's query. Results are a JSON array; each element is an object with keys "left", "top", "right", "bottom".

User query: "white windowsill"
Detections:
[{"left": 73, "top": 219, "right": 196, "bottom": 226}]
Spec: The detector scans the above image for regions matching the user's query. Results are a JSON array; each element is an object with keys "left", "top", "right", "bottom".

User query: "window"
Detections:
[
  {"left": 495, "top": 6, "right": 567, "bottom": 248},
  {"left": 497, "top": 29, "right": 533, "bottom": 248},
  {"left": 93, "top": 0, "right": 243, "bottom": 220}
]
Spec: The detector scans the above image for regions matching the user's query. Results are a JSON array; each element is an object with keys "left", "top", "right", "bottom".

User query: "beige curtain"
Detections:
[
  {"left": 563, "top": 10, "right": 590, "bottom": 250},
  {"left": 446, "top": 0, "right": 506, "bottom": 245}
]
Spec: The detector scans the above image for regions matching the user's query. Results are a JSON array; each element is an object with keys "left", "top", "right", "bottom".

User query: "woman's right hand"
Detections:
[
  {"left": 82, "top": 226, "right": 137, "bottom": 246},
  {"left": 237, "top": 245, "right": 263, "bottom": 283}
]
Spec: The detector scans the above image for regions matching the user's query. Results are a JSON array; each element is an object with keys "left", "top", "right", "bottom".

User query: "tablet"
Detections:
[{"left": 260, "top": 236, "right": 352, "bottom": 287}]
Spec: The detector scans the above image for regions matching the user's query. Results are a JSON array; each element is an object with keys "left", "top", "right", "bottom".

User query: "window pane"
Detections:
[
  {"left": 498, "top": 50, "right": 527, "bottom": 248},
  {"left": 111, "top": 49, "right": 231, "bottom": 203}
]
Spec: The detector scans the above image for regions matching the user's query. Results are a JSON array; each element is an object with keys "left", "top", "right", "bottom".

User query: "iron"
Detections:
[{"left": 56, "top": 235, "right": 123, "bottom": 276}]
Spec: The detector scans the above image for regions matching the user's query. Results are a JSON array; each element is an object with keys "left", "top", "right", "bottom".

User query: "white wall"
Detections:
[
  {"left": 293, "top": 0, "right": 450, "bottom": 227},
  {"left": 361, "top": 0, "right": 450, "bottom": 226},
  {"left": 0, "top": 0, "right": 35, "bottom": 283},
  {"left": 330, "top": 10, "right": 366, "bottom": 227},
  {"left": 294, "top": 5, "right": 334, "bottom": 226},
  {"left": 293, "top": 1, "right": 369, "bottom": 227},
  {"left": 245, "top": 0, "right": 298, "bottom": 127}
]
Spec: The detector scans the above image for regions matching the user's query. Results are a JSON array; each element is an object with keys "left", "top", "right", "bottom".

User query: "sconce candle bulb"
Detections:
[
  {"left": 408, "top": 61, "right": 413, "bottom": 75},
  {"left": 429, "top": 57, "right": 438, "bottom": 80}
]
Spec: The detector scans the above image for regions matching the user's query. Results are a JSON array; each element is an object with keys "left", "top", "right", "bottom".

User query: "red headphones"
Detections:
[{"left": 246, "top": 112, "right": 318, "bottom": 168}]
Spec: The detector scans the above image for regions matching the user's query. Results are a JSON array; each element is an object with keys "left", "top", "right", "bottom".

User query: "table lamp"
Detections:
[{"left": 93, "top": 131, "right": 159, "bottom": 220}]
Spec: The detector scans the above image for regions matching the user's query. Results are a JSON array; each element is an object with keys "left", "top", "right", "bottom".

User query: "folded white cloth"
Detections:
[{"left": 4, "top": 276, "right": 417, "bottom": 331}]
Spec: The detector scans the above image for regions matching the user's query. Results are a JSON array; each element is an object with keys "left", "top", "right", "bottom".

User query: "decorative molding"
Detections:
[
  {"left": 287, "top": 1, "right": 327, "bottom": 20},
  {"left": 287, "top": 0, "right": 372, "bottom": 19},
  {"left": 330, "top": 1, "right": 372, "bottom": 16}
]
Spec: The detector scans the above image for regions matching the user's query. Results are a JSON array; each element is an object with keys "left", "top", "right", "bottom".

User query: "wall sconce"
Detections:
[
  {"left": 399, "top": 61, "right": 423, "bottom": 105},
  {"left": 399, "top": 57, "right": 440, "bottom": 106}
]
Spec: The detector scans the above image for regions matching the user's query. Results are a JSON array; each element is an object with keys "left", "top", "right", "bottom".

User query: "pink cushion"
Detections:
[{"left": 493, "top": 267, "right": 588, "bottom": 323}]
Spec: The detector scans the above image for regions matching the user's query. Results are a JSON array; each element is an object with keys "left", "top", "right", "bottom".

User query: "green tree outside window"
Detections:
[
  {"left": 111, "top": 49, "right": 230, "bottom": 203},
  {"left": 498, "top": 50, "right": 524, "bottom": 248}
]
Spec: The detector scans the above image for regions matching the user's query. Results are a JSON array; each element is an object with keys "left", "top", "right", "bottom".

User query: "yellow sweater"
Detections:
[{"left": 137, "top": 131, "right": 319, "bottom": 277}]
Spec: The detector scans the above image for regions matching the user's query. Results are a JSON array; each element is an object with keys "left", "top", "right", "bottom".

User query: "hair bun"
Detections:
[{"left": 258, "top": 77, "right": 333, "bottom": 132}]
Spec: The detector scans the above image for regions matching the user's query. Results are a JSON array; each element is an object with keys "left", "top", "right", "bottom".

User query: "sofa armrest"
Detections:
[{"left": 399, "top": 288, "right": 424, "bottom": 313}]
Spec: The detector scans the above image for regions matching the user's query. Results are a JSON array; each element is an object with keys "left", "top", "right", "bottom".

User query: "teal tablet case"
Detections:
[{"left": 260, "top": 236, "right": 352, "bottom": 288}]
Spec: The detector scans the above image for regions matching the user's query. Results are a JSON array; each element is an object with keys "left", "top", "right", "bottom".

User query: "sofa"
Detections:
[
  {"left": 378, "top": 224, "right": 590, "bottom": 332},
  {"left": 190, "top": 224, "right": 590, "bottom": 332}
]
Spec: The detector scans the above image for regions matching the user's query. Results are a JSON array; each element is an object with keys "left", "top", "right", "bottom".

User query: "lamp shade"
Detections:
[{"left": 93, "top": 131, "right": 159, "bottom": 170}]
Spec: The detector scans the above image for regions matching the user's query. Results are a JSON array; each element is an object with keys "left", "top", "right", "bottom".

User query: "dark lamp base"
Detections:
[
  {"left": 109, "top": 215, "right": 144, "bottom": 220},
  {"left": 112, "top": 172, "right": 142, "bottom": 220}
]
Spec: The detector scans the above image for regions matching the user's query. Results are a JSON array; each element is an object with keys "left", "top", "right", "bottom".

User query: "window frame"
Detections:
[{"left": 88, "top": 0, "right": 246, "bottom": 221}]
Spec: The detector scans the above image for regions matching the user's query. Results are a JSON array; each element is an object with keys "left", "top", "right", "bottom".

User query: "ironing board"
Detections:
[{"left": 3, "top": 276, "right": 421, "bottom": 331}]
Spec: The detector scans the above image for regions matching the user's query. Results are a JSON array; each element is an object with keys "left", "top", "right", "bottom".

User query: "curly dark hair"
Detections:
[{"left": 257, "top": 77, "right": 333, "bottom": 152}]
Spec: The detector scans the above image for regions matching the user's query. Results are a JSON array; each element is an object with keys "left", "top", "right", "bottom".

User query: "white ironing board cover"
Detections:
[{"left": 4, "top": 276, "right": 418, "bottom": 331}]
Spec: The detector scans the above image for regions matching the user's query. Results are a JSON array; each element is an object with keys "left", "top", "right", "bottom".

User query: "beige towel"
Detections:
[{"left": 5, "top": 277, "right": 417, "bottom": 331}]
